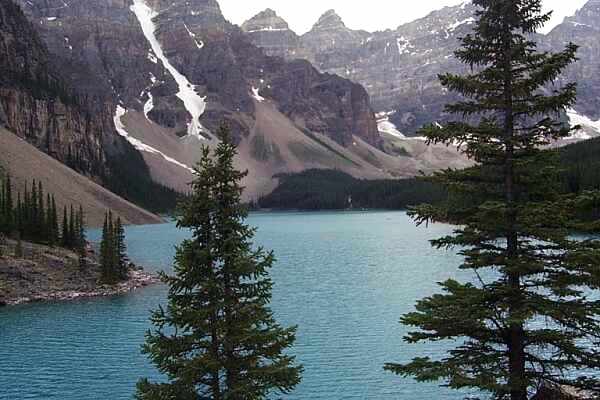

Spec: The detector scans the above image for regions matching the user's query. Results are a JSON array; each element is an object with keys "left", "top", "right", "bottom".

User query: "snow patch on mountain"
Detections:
[
  {"left": 376, "top": 111, "right": 405, "bottom": 139},
  {"left": 448, "top": 17, "right": 475, "bottom": 31},
  {"left": 183, "top": 23, "right": 204, "bottom": 49},
  {"left": 143, "top": 92, "right": 154, "bottom": 120},
  {"left": 246, "top": 26, "right": 289, "bottom": 33},
  {"left": 566, "top": 109, "right": 599, "bottom": 140},
  {"left": 113, "top": 106, "right": 194, "bottom": 172},
  {"left": 251, "top": 87, "right": 265, "bottom": 102},
  {"left": 131, "top": 0, "right": 208, "bottom": 140}
]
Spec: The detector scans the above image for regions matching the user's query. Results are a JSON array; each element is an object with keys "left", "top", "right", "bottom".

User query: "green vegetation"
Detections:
[
  {"left": 561, "top": 136, "right": 600, "bottom": 193},
  {"left": 99, "top": 211, "right": 128, "bottom": 284},
  {"left": 385, "top": 1, "right": 600, "bottom": 400},
  {"left": 258, "top": 169, "right": 446, "bottom": 210},
  {"left": 0, "top": 173, "right": 85, "bottom": 253},
  {"left": 103, "top": 146, "right": 182, "bottom": 214},
  {"left": 137, "top": 125, "right": 302, "bottom": 400}
]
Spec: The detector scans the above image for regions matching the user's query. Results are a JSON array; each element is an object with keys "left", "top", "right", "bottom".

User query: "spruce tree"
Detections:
[
  {"left": 76, "top": 206, "right": 86, "bottom": 268},
  {"left": 37, "top": 181, "right": 45, "bottom": 242},
  {"left": 114, "top": 217, "right": 128, "bottom": 280},
  {"left": 30, "top": 180, "right": 38, "bottom": 241},
  {"left": 51, "top": 196, "right": 59, "bottom": 246},
  {"left": 4, "top": 173, "right": 13, "bottom": 234},
  {"left": 15, "top": 192, "right": 22, "bottom": 236},
  {"left": 385, "top": 1, "right": 600, "bottom": 399},
  {"left": 100, "top": 212, "right": 111, "bottom": 283},
  {"left": 137, "top": 125, "right": 302, "bottom": 400},
  {"left": 68, "top": 205, "right": 75, "bottom": 248},
  {"left": 62, "top": 206, "right": 69, "bottom": 248}
]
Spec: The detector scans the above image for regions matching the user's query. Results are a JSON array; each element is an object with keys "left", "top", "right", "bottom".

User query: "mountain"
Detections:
[
  {"left": 240, "top": 9, "right": 301, "bottom": 60},
  {"left": 9, "top": 0, "right": 470, "bottom": 201},
  {"left": 0, "top": 128, "right": 162, "bottom": 227},
  {"left": 243, "top": 0, "right": 600, "bottom": 141},
  {"left": 243, "top": 2, "right": 477, "bottom": 135},
  {"left": 0, "top": 0, "right": 182, "bottom": 213},
  {"left": 545, "top": 0, "right": 600, "bottom": 121}
]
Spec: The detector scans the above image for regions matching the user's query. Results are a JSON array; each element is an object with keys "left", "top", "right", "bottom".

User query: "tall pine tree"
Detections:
[
  {"left": 114, "top": 217, "right": 128, "bottom": 280},
  {"left": 62, "top": 206, "right": 69, "bottom": 248},
  {"left": 137, "top": 125, "right": 302, "bottom": 400},
  {"left": 385, "top": 1, "right": 600, "bottom": 399}
]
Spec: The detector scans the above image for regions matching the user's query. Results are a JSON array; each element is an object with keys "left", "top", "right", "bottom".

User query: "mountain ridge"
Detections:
[{"left": 243, "top": 0, "right": 600, "bottom": 141}]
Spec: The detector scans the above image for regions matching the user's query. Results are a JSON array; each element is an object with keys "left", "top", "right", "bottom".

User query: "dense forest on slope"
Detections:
[
  {"left": 258, "top": 169, "right": 446, "bottom": 210},
  {"left": 102, "top": 147, "right": 182, "bottom": 214},
  {"left": 561, "top": 137, "right": 600, "bottom": 193},
  {"left": 258, "top": 138, "right": 600, "bottom": 211}
]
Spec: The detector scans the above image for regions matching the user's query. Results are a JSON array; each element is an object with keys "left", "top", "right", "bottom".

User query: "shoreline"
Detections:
[{"left": 1, "top": 269, "right": 161, "bottom": 307}]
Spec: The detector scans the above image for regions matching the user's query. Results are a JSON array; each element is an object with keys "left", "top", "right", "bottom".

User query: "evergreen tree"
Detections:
[
  {"left": 76, "top": 206, "right": 86, "bottom": 268},
  {"left": 15, "top": 192, "right": 22, "bottom": 236},
  {"left": 137, "top": 125, "right": 302, "bottom": 400},
  {"left": 62, "top": 206, "right": 69, "bottom": 248},
  {"left": 30, "top": 179, "right": 38, "bottom": 241},
  {"left": 100, "top": 211, "right": 124, "bottom": 284},
  {"left": 99, "top": 213, "right": 111, "bottom": 282},
  {"left": 114, "top": 217, "right": 128, "bottom": 280},
  {"left": 51, "top": 196, "right": 59, "bottom": 246},
  {"left": 37, "top": 181, "right": 45, "bottom": 242},
  {"left": 68, "top": 205, "right": 75, "bottom": 248},
  {"left": 385, "top": 1, "right": 600, "bottom": 399},
  {"left": 45, "top": 193, "right": 53, "bottom": 244},
  {"left": 3, "top": 173, "right": 13, "bottom": 234}
]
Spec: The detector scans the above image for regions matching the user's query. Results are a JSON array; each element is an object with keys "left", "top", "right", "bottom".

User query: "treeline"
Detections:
[
  {"left": 561, "top": 136, "right": 600, "bottom": 193},
  {"left": 257, "top": 169, "right": 447, "bottom": 210},
  {"left": 257, "top": 139, "right": 600, "bottom": 213},
  {"left": 0, "top": 173, "right": 86, "bottom": 254},
  {"left": 99, "top": 211, "right": 128, "bottom": 284},
  {"left": 103, "top": 147, "right": 182, "bottom": 214}
]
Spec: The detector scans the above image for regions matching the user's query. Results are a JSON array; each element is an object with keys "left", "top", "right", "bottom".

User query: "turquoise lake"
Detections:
[{"left": 0, "top": 211, "right": 476, "bottom": 399}]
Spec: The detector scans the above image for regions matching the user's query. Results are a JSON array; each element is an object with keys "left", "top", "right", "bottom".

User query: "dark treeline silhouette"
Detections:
[
  {"left": 0, "top": 172, "right": 85, "bottom": 253},
  {"left": 561, "top": 136, "right": 600, "bottom": 193},
  {"left": 258, "top": 139, "right": 600, "bottom": 214},
  {"left": 99, "top": 211, "right": 128, "bottom": 284},
  {"left": 258, "top": 169, "right": 447, "bottom": 210}
]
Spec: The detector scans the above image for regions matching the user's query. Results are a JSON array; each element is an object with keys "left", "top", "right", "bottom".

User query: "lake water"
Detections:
[{"left": 0, "top": 211, "right": 476, "bottom": 400}]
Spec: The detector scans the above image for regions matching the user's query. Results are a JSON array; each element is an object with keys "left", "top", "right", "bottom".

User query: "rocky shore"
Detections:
[{"left": 0, "top": 240, "right": 160, "bottom": 307}]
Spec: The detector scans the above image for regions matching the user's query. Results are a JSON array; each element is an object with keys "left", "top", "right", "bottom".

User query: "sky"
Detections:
[{"left": 218, "top": 0, "right": 589, "bottom": 35}]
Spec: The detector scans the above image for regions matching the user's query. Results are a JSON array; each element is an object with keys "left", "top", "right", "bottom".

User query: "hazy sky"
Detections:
[{"left": 219, "top": 0, "right": 589, "bottom": 35}]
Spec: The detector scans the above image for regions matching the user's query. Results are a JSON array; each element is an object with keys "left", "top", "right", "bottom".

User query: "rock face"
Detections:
[
  {"left": 241, "top": 9, "right": 301, "bottom": 60},
  {"left": 244, "top": 3, "right": 477, "bottom": 135},
  {"left": 544, "top": 0, "right": 600, "bottom": 120},
  {"left": 15, "top": 0, "right": 380, "bottom": 148},
  {"left": 0, "top": 0, "right": 165, "bottom": 189},
  {"left": 0, "top": 0, "right": 109, "bottom": 176},
  {"left": 301, "top": 10, "right": 369, "bottom": 56},
  {"left": 245, "top": 1, "right": 600, "bottom": 137},
  {"left": 5, "top": 0, "right": 474, "bottom": 200}
]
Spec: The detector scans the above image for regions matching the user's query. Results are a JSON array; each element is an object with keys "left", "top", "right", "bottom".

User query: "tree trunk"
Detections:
[
  {"left": 211, "top": 314, "right": 221, "bottom": 400},
  {"left": 502, "top": 13, "right": 527, "bottom": 400}
]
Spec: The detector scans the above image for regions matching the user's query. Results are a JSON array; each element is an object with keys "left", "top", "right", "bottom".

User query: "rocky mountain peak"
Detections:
[
  {"left": 561, "top": 0, "right": 600, "bottom": 28},
  {"left": 313, "top": 9, "right": 346, "bottom": 31},
  {"left": 149, "top": 0, "right": 228, "bottom": 32},
  {"left": 241, "top": 8, "right": 291, "bottom": 33}
]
